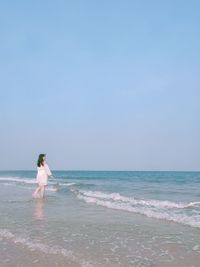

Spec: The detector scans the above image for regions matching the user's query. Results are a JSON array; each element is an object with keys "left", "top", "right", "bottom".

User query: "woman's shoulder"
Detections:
[{"left": 37, "top": 165, "right": 44, "bottom": 169}]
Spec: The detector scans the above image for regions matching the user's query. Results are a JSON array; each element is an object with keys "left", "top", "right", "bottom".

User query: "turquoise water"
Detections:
[{"left": 0, "top": 171, "right": 200, "bottom": 266}]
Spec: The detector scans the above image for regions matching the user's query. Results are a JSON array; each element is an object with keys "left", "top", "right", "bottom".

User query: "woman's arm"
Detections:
[{"left": 45, "top": 163, "right": 52, "bottom": 176}]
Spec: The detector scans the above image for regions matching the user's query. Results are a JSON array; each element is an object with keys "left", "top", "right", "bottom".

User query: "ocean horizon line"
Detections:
[{"left": 0, "top": 169, "right": 199, "bottom": 173}]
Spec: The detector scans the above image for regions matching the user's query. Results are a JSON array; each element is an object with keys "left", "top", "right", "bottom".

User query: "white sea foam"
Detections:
[
  {"left": 74, "top": 190, "right": 200, "bottom": 228},
  {"left": 0, "top": 177, "right": 76, "bottom": 188},
  {"left": 59, "top": 182, "right": 76, "bottom": 186},
  {"left": 0, "top": 177, "right": 75, "bottom": 194},
  {"left": 0, "top": 229, "right": 93, "bottom": 267},
  {"left": 78, "top": 190, "right": 200, "bottom": 209},
  {"left": 46, "top": 187, "right": 58, "bottom": 192},
  {"left": 0, "top": 177, "right": 36, "bottom": 184}
]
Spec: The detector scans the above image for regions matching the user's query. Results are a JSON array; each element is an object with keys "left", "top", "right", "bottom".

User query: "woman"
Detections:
[{"left": 33, "top": 154, "right": 52, "bottom": 198}]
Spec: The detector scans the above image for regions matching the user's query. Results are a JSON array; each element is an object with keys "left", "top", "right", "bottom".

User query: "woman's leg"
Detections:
[
  {"left": 40, "top": 185, "right": 45, "bottom": 198},
  {"left": 33, "top": 185, "right": 42, "bottom": 197}
]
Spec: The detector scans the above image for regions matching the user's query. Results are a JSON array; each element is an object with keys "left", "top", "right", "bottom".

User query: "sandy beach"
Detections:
[{"left": 0, "top": 171, "right": 200, "bottom": 267}]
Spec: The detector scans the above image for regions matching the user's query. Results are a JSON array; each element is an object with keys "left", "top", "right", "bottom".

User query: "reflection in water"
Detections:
[{"left": 34, "top": 199, "right": 45, "bottom": 221}]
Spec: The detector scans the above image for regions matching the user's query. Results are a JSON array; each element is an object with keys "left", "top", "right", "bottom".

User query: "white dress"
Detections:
[{"left": 36, "top": 163, "right": 52, "bottom": 185}]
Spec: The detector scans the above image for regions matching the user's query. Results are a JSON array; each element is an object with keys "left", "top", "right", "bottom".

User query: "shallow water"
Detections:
[{"left": 0, "top": 171, "right": 200, "bottom": 266}]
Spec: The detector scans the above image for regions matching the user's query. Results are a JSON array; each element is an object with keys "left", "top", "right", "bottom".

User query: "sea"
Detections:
[{"left": 0, "top": 170, "right": 200, "bottom": 267}]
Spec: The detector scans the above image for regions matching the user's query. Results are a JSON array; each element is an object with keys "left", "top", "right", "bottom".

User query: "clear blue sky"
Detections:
[{"left": 0, "top": 0, "right": 199, "bottom": 170}]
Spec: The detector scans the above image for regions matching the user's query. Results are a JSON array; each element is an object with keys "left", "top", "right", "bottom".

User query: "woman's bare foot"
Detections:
[{"left": 32, "top": 193, "right": 39, "bottom": 198}]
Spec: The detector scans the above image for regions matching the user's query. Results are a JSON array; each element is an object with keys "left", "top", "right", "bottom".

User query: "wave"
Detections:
[
  {"left": 58, "top": 182, "right": 76, "bottom": 186},
  {"left": 0, "top": 177, "right": 76, "bottom": 188},
  {"left": 77, "top": 190, "right": 200, "bottom": 209},
  {"left": 0, "top": 229, "right": 92, "bottom": 267},
  {"left": 73, "top": 190, "right": 200, "bottom": 228},
  {"left": 0, "top": 177, "right": 37, "bottom": 184},
  {"left": 46, "top": 187, "right": 58, "bottom": 192},
  {"left": 0, "top": 177, "right": 77, "bottom": 195}
]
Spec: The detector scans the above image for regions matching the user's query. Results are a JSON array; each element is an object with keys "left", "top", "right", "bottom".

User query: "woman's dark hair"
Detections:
[{"left": 37, "top": 154, "right": 46, "bottom": 167}]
